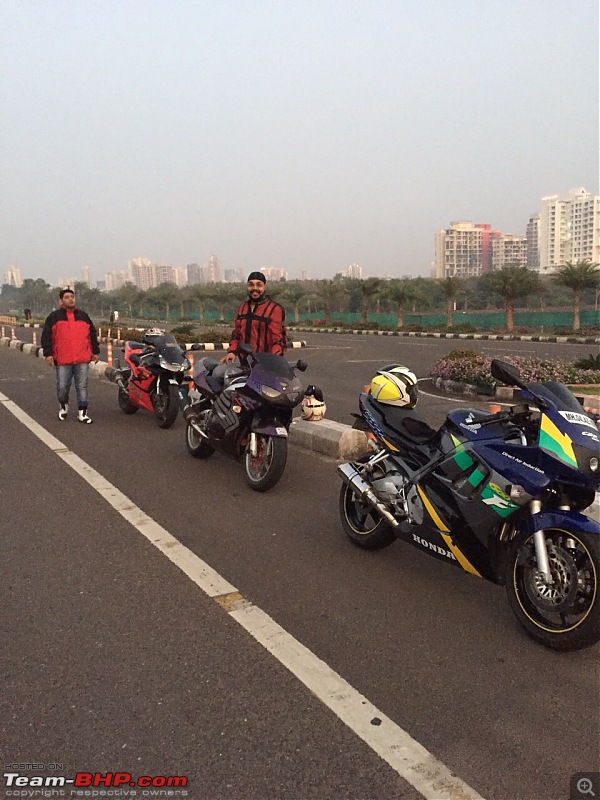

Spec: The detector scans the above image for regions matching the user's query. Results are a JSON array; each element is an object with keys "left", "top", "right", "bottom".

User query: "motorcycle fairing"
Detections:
[{"left": 524, "top": 509, "right": 600, "bottom": 537}]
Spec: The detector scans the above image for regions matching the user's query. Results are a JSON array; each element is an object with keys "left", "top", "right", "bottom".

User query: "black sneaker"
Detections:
[{"left": 58, "top": 404, "right": 68, "bottom": 421}]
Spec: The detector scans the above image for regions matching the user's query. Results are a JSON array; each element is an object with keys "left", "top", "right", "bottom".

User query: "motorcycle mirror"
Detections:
[
  {"left": 191, "top": 343, "right": 202, "bottom": 351},
  {"left": 491, "top": 359, "right": 521, "bottom": 386},
  {"left": 238, "top": 342, "right": 254, "bottom": 357},
  {"left": 295, "top": 360, "right": 308, "bottom": 372}
]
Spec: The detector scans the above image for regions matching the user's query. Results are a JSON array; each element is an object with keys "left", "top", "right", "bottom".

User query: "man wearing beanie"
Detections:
[{"left": 215, "top": 271, "right": 287, "bottom": 376}]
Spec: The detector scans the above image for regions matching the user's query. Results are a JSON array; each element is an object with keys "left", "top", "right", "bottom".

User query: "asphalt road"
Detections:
[{"left": 1, "top": 344, "right": 599, "bottom": 800}]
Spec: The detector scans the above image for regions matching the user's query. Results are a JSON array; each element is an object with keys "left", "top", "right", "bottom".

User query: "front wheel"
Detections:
[
  {"left": 153, "top": 384, "right": 179, "bottom": 429},
  {"left": 506, "top": 528, "right": 600, "bottom": 651},
  {"left": 244, "top": 435, "right": 287, "bottom": 492}
]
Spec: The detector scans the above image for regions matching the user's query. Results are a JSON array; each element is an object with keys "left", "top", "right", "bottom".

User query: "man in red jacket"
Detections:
[
  {"left": 41, "top": 288, "right": 100, "bottom": 424},
  {"left": 213, "top": 271, "right": 287, "bottom": 381}
]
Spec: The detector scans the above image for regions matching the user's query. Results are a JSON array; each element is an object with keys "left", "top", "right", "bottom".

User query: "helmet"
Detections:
[
  {"left": 301, "top": 385, "right": 326, "bottom": 421},
  {"left": 145, "top": 328, "right": 165, "bottom": 337},
  {"left": 369, "top": 365, "right": 418, "bottom": 408}
]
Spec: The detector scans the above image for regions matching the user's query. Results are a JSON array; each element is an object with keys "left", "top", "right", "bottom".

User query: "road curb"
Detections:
[{"left": 288, "top": 326, "right": 600, "bottom": 345}]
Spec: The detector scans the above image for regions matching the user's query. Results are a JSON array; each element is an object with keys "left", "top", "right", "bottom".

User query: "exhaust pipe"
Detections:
[{"left": 338, "top": 462, "right": 399, "bottom": 528}]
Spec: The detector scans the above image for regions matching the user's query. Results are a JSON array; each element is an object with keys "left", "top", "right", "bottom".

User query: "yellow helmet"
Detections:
[{"left": 370, "top": 364, "right": 418, "bottom": 408}]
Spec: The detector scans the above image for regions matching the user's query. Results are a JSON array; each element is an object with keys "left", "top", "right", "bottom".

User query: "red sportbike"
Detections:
[{"left": 112, "top": 329, "right": 190, "bottom": 428}]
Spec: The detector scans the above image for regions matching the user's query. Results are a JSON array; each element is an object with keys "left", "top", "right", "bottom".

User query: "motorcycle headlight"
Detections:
[
  {"left": 591, "top": 457, "right": 599, "bottom": 472},
  {"left": 262, "top": 386, "right": 281, "bottom": 399},
  {"left": 182, "top": 358, "right": 191, "bottom": 371}
]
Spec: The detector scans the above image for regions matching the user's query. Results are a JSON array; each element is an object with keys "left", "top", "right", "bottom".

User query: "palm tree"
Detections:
[
  {"left": 146, "top": 282, "right": 181, "bottom": 322},
  {"left": 553, "top": 259, "right": 600, "bottom": 331},
  {"left": 384, "top": 279, "right": 419, "bottom": 329},
  {"left": 208, "top": 284, "right": 235, "bottom": 321},
  {"left": 281, "top": 284, "right": 307, "bottom": 324},
  {"left": 189, "top": 284, "right": 211, "bottom": 322},
  {"left": 315, "top": 280, "right": 347, "bottom": 325},
  {"left": 440, "top": 277, "right": 462, "bottom": 327},
  {"left": 357, "top": 278, "right": 381, "bottom": 323},
  {"left": 482, "top": 265, "right": 542, "bottom": 332}
]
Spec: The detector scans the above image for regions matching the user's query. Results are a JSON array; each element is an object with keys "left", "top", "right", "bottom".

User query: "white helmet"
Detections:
[{"left": 369, "top": 364, "right": 418, "bottom": 408}]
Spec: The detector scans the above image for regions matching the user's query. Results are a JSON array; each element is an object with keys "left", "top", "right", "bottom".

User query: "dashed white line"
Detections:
[{"left": 0, "top": 389, "right": 485, "bottom": 800}]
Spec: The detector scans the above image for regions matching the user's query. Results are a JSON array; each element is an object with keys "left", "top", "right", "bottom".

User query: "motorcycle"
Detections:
[
  {"left": 111, "top": 329, "right": 190, "bottom": 428},
  {"left": 338, "top": 359, "right": 600, "bottom": 651},
  {"left": 180, "top": 343, "right": 307, "bottom": 491}
]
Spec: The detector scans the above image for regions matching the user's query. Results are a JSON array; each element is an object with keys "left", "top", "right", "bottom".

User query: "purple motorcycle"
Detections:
[{"left": 180, "top": 343, "right": 307, "bottom": 491}]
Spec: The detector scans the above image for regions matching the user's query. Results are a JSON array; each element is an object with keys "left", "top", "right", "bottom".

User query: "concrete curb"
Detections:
[
  {"left": 288, "top": 326, "right": 600, "bottom": 345},
  {"left": 96, "top": 337, "right": 307, "bottom": 350}
]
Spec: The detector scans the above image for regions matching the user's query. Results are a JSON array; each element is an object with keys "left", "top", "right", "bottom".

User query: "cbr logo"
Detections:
[
  {"left": 582, "top": 431, "right": 599, "bottom": 441},
  {"left": 488, "top": 482, "right": 511, "bottom": 502},
  {"left": 483, "top": 495, "right": 515, "bottom": 509}
]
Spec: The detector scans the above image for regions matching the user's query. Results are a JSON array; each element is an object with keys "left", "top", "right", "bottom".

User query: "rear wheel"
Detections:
[
  {"left": 244, "top": 435, "right": 287, "bottom": 492},
  {"left": 185, "top": 411, "right": 215, "bottom": 459},
  {"left": 153, "top": 384, "right": 179, "bottom": 429},
  {"left": 506, "top": 528, "right": 600, "bottom": 651},
  {"left": 118, "top": 387, "right": 138, "bottom": 414},
  {"left": 339, "top": 456, "right": 395, "bottom": 550}
]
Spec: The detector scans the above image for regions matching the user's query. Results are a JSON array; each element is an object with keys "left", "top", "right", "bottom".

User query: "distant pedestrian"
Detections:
[
  {"left": 24, "top": 308, "right": 32, "bottom": 321},
  {"left": 113, "top": 310, "right": 119, "bottom": 323},
  {"left": 109, "top": 311, "right": 115, "bottom": 324},
  {"left": 41, "top": 288, "right": 100, "bottom": 424}
]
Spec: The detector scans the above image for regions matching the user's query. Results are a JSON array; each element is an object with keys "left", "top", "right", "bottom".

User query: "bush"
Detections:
[
  {"left": 445, "top": 323, "right": 477, "bottom": 333},
  {"left": 431, "top": 352, "right": 600, "bottom": 391},
  {"left": 574, "top": 353, "right": 600, "bottom": 370},
  {"left": 170, "top": 324, "right": 195, "bottom": 335}
]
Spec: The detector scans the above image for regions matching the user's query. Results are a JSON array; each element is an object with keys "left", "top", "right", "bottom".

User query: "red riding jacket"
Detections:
[
  {"left": 41, "top": 307, "right": 100, "bottom": 365},
  {"left": 228, "top": 296, "right": 287, "bottom": 356}
]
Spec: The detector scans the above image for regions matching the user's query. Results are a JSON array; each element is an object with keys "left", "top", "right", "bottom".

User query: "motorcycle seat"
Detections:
[{"left": 382, "top": 407, "right": 438, "bottom": 444}]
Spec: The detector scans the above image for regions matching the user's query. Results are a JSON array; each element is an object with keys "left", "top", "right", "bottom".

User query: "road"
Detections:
[{"left": 1, "top": 341, "right": 599, "bottom": 800}]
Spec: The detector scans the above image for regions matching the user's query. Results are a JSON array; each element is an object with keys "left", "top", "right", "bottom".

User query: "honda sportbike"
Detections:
[
  {"left": 180, "top": 344, "right": 307, "bottom": 491},
  {"left": 111, "top": 330, "right": 190, "bottom": 428},
  {"left": 338, "top": 359, "right": 600, "bottom": 650}
]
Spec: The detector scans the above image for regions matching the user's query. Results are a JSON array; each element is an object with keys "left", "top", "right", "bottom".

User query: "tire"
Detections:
[
  {"left": 153, "top": 384, "right": 179, "bottom": 429},
  {"left": 244, "top": 435, "right": 287, "bottom": 492},
  {"left": 506, "top": 527, "right": 600, "bottom": 651},
  {"left": 338, "top": 455, "right": 395, "bottom": 550},
  {"left": 118, "top": 388, "right": 138, "bottom": 415},
  {"left": 185, "top": 411, "right": 215, "bottom": 459}
]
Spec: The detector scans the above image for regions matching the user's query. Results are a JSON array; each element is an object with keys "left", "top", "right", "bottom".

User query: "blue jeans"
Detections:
[{"left": 56, "top": 363, "right": 90, "bottom": 409}]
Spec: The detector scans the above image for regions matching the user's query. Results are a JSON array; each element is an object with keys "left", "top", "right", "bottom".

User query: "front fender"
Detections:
[
  {"left": 525, "top": 510, "right": 600, "bottom": 536},
  {"left": 251, "top": 420, "right": 289, "bottom": 437}
]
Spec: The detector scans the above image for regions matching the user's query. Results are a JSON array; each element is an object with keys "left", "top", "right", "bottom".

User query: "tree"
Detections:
[
  {"left": 146, "top": 283, "right": 181, "bottom": 321},
  {"left": 208, "top": 284, "right": 235, "bottom": 321},
  {"left": 315, "top": 280, "right": 348, "bottom": 324},
  {"left": 553, "top": 259, "right": 600, "bottom": 331},
  {"left": 440, "top": 277, "right": 462, "bottom": 327},
  {"left": 20, "top": 278, "right": 52, "bottom": 316},
  {"left": 112, "top": 282, "right": 144, "bottom": 319},
  {"left": 357, "top": 278, "right": 382, "bottom": 323},
  {"left": 281, "top": 284, "right": 307, "bottom": 324},
  {"left": 188, "top": 284, "right": 211, "bottom": 322},
  {"left": 482, "top": 265, "right": 542, "bottom": 331},
  {"left": 384, "top": 279, "right": 420, "bottom": 328}
]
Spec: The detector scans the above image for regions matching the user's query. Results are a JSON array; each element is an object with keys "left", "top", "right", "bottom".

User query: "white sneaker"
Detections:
[
  {"left": 78, "top": 410, "right": 93, "bottom": 424},
  {"left": 58, "top": 404, "right": 68, "bottom": 421}
]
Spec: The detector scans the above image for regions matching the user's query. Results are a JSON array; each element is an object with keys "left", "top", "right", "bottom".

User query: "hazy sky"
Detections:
[{"left": 2, "top": 0, "right": 598, "bottom": 285}]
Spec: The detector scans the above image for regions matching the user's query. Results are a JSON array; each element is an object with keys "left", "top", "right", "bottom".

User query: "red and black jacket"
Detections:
[
  {"left": 228, "top": 295, "right": 287, "bottom": 356},
  {"left": 41, "top": 307, "right": 100, "bottom": 365}
]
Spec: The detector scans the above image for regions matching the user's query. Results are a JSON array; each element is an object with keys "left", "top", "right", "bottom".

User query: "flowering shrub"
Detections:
[{"left": 430, "top": 350, "right": 600, "bottom": 390}]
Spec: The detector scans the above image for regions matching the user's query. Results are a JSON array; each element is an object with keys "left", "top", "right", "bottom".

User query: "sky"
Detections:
[{"left": 1, "top": 0, "right": 598, "bottom": 285}]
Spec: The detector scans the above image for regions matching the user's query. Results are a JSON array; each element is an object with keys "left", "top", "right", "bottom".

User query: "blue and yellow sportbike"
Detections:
[{"left": 338, "top": 359, "right": 600, "bottom": 650}]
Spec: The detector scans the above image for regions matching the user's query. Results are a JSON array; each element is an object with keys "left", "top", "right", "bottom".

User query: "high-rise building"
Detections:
[
  {"left": 57, "top": 276, "right": 78, "bottom": 290},
  {"left": 346, "top": 263, "right": 362, "bottom": 279},
  {"left": 223, "top": 268, "right": 244, "bottom": 283},
  {"left": 539, "top": 188, "right": 600, "bottom": 273},
  {"left": 81, "top": 266, "right": 93, "bottom": 286},
  {"left": 206, "top": 255, "right": 222, "bottom": 283},
  {"left": 104, "top": 271, "right": 133, "bottom": 291},
  {"left": 3, "top": 266, "right": 22, "bottom": 287},
  {"left": 154, "top": 263, "right": 176, "bottom": 285},
  {"left": 130, "top": 257, "right": 154, "bottom": 290},
  {"left": 491, "top": 234, "right": 527, "bottom": 270},
  {"left": 261, "top": 266, "right": 288, "bottom": 282},
  {"left": 300, "top": 270, "right": 310, "bottom": 281},
  {"left": 434, "top": 221, "right": 500, "bottom": 278},
  {"left": 174, "top": 267, "right": 187, "bottom": 287},
  {"left": 187, "top": 263, "right": 204, "bottom": 285},
  {"left": 526, "top": 215, "right": 540, "bottom": 269}
]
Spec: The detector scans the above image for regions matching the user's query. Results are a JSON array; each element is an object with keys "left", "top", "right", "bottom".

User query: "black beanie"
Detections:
[{"left": 247, "top": 271, "right": 267, "bottom": 283}]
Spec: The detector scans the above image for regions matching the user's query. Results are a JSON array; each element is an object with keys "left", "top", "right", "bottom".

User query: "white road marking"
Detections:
[{"left": 0, "top": 389, "right": 485, "bottom": 800}]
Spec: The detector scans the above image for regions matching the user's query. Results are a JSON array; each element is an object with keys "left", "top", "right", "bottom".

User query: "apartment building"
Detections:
[
  {"left": 3, "top": 266, "right": 22, "bottom": 287},
  {"left": 491, "top": 234, "right": 527, "bottom": 269},
  {"left": 526, "top": 215, "right": 540, "bottom": 269},
  {"left": 434, "top": 221, "right": 500, "bottom": 278},
  {"left": 539, "top": 188, "right": 600, "bottom": 273}
]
